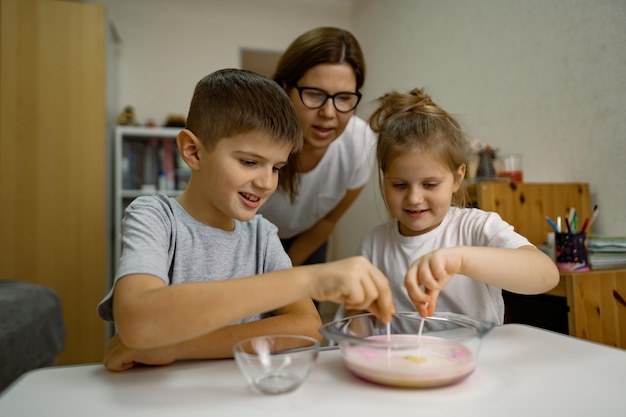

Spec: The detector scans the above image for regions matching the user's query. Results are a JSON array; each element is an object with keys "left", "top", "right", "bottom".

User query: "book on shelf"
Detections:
[
  {"left": 161, "top": 138, "right": 176, "bottom": 190},
  {"left": 175, "top": 146, "right": 191, "bottom": 189},
  {"left": 128, "top": 141, "right": 145, "bottom": 190},
  {"left": 122, "top": 137, "right": 186, "bottom": 192},
  {"left": 588, "top": 235, "right": 626, "bottom": 270},
  {"left": 142, "top": 138, "right": 159, "bottom": 189}
]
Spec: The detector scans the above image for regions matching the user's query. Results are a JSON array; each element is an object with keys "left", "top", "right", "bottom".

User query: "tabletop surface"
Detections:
[{"left": 1, "top": 324, "right": 625, "bottom": 417}]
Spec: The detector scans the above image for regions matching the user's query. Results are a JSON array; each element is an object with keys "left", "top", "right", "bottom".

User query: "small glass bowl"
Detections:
[
  {"left": 320, "top": 312, "right": 494, "bottom": 388},
  {"left": 232, "top": 334, "right": 320, "bottom": 395}
]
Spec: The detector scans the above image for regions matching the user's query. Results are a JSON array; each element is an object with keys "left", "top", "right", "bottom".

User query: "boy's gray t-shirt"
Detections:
[{"left": 97, "top": 193, "right": 292, "bottom": 323}]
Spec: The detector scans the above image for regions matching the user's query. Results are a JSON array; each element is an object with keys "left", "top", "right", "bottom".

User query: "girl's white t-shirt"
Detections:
[{"left": 359, "top": 206, "right": 532, "bottom": 326}]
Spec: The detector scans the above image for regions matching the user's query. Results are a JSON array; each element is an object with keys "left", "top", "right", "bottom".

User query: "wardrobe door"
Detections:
[{"left": 1, "top": 0, "right": 107, "bottom": 364}]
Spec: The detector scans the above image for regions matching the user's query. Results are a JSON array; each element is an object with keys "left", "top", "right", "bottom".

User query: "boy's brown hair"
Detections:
[{"left": 186, "top": 68, "right": 303, "bottom": 201}]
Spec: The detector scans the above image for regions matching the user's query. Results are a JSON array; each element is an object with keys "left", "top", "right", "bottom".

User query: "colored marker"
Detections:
[
  {"left": 567, "top": 207, "right": 576, "bottom": 225},
  {"left": 565, "top": 217, "right": 572, "bottom": 234},
  {"left": 580, "top": 218, "right": 590, "bottom": 234},
  {"left": 582, "top": 205, "right": 599, "bottom": 233},
  {"left": 546, "top": 216, "right": 560, "bottom": 234}
]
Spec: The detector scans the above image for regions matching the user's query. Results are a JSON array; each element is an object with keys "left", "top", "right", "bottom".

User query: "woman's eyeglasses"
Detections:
[{"left": 295, "top": 86, "right": 362, "bottom": 113}]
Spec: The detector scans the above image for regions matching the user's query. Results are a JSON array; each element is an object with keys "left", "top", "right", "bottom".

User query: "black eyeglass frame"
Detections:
[{"left": 294, "top": 85, "right": 362, "bottom": 113}]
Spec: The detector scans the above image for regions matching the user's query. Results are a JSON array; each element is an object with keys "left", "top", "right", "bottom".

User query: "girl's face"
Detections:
[
  {"left": 287, "top": 63, "right": 357, "bottom": 153},
  {"left": 383, "top": 150, "right": 465, "bottom": 237}
]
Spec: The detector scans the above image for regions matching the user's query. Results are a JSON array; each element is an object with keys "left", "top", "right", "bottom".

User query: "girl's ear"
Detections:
[
  {"left": 177, "top": 129, "right": 202, "bottom": 171},
  {"left": 453, "top": 163, "right": 466, "bottom": 192}
]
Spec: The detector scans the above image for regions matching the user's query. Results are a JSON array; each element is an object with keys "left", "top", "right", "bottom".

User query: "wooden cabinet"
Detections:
[
  {"left": 0, "top": 0, "right": 107, "bottom": 364},
  {"left": 562, "top": 268, "right": 626, "bottom": 349},
  {"left": 466, "top": 181, "right": 591, "bottom": 245},
  {"left": 468, "top": 182, "right": 625, "bottom": 349}
]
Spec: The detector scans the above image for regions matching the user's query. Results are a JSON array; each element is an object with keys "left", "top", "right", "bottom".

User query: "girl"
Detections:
[{"left": 360, "top": 88, "right": 559, "bottom": 324}]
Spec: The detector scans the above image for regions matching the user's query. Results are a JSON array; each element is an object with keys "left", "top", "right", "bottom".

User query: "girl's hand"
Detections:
[{"left": 404, "top": 248, "right": 463, "bottom": 316}]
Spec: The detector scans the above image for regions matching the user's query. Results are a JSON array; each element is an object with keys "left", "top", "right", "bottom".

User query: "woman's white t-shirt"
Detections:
[{"left": 259, "top": 116, "right": 376, "bottom": 239}]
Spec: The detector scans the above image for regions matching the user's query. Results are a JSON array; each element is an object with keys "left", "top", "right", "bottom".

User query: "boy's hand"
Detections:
[
  {"left": 404, "top": 248, "right": 463, "bottom": 317},
  {"left": 310, "top": 256, "right": 395, "bottom": 322},
  {"left": 103, "top": 333, "right": 177, "bottom": 371}
]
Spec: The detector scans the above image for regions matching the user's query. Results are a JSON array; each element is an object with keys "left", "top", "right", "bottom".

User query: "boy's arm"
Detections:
[
  {"left": 176, "top": 298, "right": 322, "bottom": 358},
  {"left": 112, "top": 273, "right": 313, "bottom": 351},
  {"left": 112, "top": 256, "right": 393, "bottom": 351},
  {"left": 104, "top": 298, "right": 321, "bottom": 371},
  {"left": 405, "top": 245, "right": 560, "bottom": 316}
]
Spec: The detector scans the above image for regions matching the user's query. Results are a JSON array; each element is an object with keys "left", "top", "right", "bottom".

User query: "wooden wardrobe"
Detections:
[{"left": 1, "top": 0, "right": 108, "bottom": 364}]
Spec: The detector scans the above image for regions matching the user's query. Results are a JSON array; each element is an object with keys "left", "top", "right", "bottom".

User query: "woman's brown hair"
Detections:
[{"left": 273, "top": 27, "right": 366, "bottom": 92}]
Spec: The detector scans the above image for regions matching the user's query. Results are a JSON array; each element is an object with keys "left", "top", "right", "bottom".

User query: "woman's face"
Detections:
[{"left": 287, "top": 63, "right": 358, "bottom": 153}]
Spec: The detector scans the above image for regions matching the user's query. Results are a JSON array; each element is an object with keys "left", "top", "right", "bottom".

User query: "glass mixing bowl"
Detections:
[
  {"left": 233, "top": 334, "right": 320, "bottom": 395},
  {"left": 320, "top": 312, "right": 495, "bottom": 388}
]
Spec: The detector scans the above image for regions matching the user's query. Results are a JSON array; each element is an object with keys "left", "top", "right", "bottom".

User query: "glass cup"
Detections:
[
  {"left": 495, "top": 154, "right": 523, "bottom": 183},
  {"left": 466, "top": 152, "right": 479, "bottom": 180}
]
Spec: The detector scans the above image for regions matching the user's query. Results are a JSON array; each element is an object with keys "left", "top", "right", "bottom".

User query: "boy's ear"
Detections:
[{"left": 177, "top": 129, "right": 202, "bottom": 170}]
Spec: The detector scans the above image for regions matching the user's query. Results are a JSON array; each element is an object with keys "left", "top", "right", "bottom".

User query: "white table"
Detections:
[{"left": 1, "top": 324, "right": 625, "bottom": 416}]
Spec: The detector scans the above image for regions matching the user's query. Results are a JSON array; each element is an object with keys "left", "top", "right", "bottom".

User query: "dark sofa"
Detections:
[{"left": 0, "top": 280, "right": 65, "bottom": 393}]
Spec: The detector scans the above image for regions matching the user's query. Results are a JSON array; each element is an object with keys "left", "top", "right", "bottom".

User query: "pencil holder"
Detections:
[{"left": 555, "top": 232, "right": 589, "bottom": 272}]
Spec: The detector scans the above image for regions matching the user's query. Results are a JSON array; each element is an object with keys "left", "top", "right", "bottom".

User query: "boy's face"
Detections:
[
  {"left": 383, "top": 150, "right": 463, "bottom": 237},
  {"left": 195, "top": 131, "right": 292, "bottom": 229}
]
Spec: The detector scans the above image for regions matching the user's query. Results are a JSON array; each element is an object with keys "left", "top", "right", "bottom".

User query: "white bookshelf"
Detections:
[{"left": 112, "top": 126, "right": 188, "bottom": 270}]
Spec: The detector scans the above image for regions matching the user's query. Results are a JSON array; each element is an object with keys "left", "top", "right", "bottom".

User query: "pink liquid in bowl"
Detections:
[{"left": 342, "top": 334, "right": 476, "bottom": 388}]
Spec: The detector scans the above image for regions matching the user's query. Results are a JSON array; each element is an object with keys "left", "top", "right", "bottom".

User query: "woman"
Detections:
[{"left": 259, "top": 27, "right": 376, "bottom": 270}]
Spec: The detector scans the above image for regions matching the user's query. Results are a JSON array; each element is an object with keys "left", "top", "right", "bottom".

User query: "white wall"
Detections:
[
  {"left": 332, "top": 0, "right": 626, "bottom": 260},
  {"left": 98, "top": 0, "right": 354, "bottom": 125},
  {"left": 97, "top": 0, "right": 626, "bottom": 261}
]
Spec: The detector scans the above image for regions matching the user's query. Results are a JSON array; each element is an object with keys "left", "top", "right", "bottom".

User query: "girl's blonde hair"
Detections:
[{"left": 368, "top": 88, "right": 469, "bottom": 207}]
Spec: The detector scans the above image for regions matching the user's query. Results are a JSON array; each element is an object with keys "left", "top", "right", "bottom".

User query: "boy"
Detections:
[{"left": 98, "top": 69, "right": 394, "bottom": 371}]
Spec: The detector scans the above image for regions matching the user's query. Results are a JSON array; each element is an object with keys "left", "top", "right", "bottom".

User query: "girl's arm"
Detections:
[{"left": 405, "top": 245, "right": 560, "bottom": 317}]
